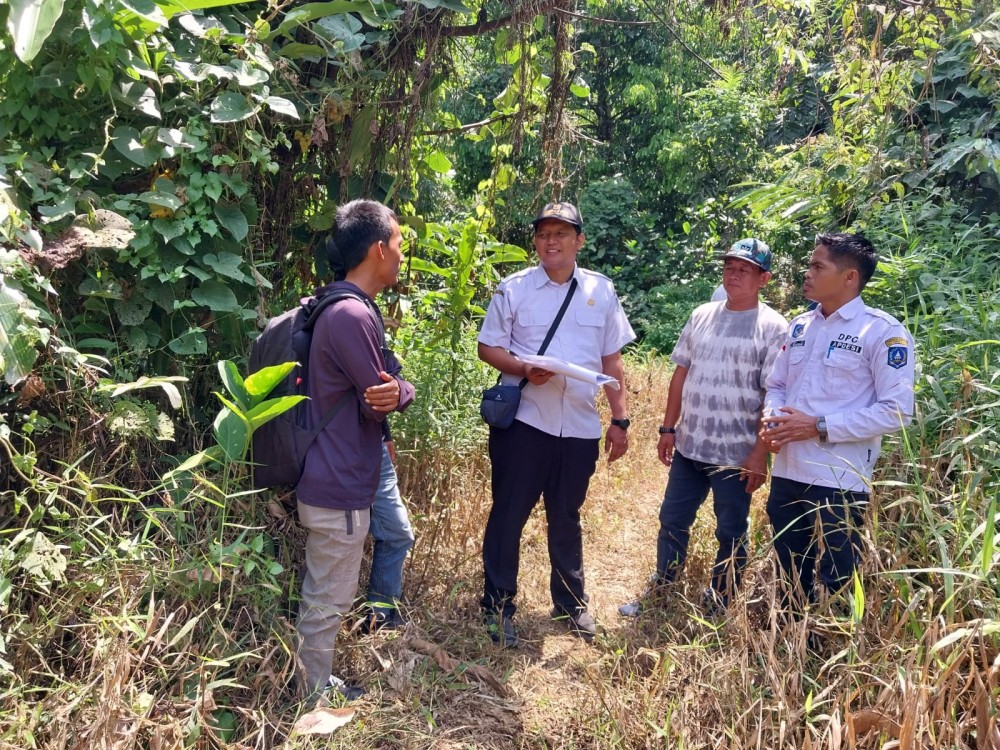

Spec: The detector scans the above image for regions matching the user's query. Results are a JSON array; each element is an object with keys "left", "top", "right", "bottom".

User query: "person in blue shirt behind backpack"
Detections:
[{"left": 361, "top": 415, "right": 415, "bottom": 633}]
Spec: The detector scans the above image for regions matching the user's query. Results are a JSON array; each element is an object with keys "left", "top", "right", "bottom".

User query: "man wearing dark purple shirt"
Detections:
[{"left": 295, "top": 199, "right": 415, "bottom": 702}]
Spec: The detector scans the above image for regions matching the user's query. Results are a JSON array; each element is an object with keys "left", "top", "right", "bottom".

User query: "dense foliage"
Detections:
[{"left": 1, "top": 0, "right": 998, "bottom": 746}]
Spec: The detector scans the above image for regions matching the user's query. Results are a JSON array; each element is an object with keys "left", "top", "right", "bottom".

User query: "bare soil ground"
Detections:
[{"left": 300, "top": 358, "right": 803, "bottom": 748}]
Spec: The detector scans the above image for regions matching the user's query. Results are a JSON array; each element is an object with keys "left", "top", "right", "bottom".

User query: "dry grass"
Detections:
[{"left": 2, "top": 355, "right": 998, "bottom": 749}]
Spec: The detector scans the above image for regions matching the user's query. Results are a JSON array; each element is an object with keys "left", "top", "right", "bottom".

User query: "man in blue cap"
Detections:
[{"left": 620, "top": 238, "right": 787, "bottom": 616}]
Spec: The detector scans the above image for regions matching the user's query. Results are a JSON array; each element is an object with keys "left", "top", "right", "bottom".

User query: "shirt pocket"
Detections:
[
  {"left": 519, "top": 309, "right": 552, "bottom": 327},
  {"left": 821, "top": 350, "right": 864, "bottom": 394},
  {"left": 575, "top": 310, "right": 604, "bottom": 328},
  {"left": 786, "top": 346, "right": 808, "bottom": 379}
]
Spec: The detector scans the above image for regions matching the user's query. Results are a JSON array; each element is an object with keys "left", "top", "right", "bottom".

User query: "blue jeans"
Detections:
[
  {"left": 656, "top": 450, "right": 752, "bottom": 603},
  {"left": 766, "top": 476, "right": 868, "bottom": 609},
  {"left": 367, "top": 442, "right": 414, "bottom": 608}
]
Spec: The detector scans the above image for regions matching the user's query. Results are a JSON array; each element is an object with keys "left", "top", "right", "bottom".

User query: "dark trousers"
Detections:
[
  {"left": 481, "top": 420, "right": 600, "bottom": 618},
  {"left": 656, "top": 450, "right": 752, "bottom": 602},
  {"left": 766, "top": 476, "right": 869, "bottom": 609}
]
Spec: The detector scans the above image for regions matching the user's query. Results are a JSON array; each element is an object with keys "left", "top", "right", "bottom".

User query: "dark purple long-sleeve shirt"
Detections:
[{"left": 296, "top": 281, "right": 414, "bottom": 510}]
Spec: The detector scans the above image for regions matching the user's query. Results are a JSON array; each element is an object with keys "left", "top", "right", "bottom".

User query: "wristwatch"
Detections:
[
  {"left": 816, "top": 416, "right": 828, "bottom": 443},
  {"left": 610, "top": 417, "right": 631, "bottom": 431},
  {"left": 658, "top": 425, "right": 676, "bottom": 435}
]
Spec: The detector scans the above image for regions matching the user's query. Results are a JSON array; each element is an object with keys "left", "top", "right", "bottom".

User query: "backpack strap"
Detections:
[
  {"left": 303, "top": 289, "right": 386, "bottom": 345},
  {"left": 301, "top": 288, "right": 386, "bottom": 436},
  {"left": 311, "top": 391, "right": 351, "bottom": 437}
]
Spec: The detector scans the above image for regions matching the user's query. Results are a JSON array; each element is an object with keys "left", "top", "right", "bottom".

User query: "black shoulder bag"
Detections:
[{"left": 479, "top": 278, "right": 578, "bottom": 429}]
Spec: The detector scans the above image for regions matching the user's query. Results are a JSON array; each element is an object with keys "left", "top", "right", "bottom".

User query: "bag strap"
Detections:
[
  {"left": 301, "top": 289, "right": 373, "bottom": 437},
  {"left": 517, "top": 276, "right": 578, "bottom": 389},
  {"left": 310, "top": 391, "right": 351, "bottom": 437}
]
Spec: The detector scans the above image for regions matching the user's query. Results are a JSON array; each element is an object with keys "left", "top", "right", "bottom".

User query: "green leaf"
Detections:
[
  {"left": 227, "top": 59, "right": 269, "bottom": 87},
  {"left": 157, "top": 0, "right": 251, "bottom": 20},
  {"left": 162, "top": 446, "right": 223, "bottom": 481},
  {"left": 264, "top": 96, "right": 299, "bottom": 119},
  {"left": 214, "top": 202, "right": 249, "bottom": 241},
  {"left": 192, "top": 281, "right": 239, "bottom": 312},
  {"left": 0, "top": 279, "right": 41, "bottom": 386},
  {"left": 264, "top": 1, "right": 386, "bottom": 41},
  {"left": 569, "top": 79, "right": 590, "bottom": 98},
  {"left": 79, "top": 276, "right": 124, "bottom": 299},
  {"left": 244, "top": 362, "right": 295, "bottom": 403},
  {"left": 218, "top": 360, "right": 250, "bottom": 411},
  {"left": 201, "top": 252, "right": 250, "bottom": 283},
  {"left": 120, "top": 0, "right": 168, "bottom": 25},
  {"left": 210, "top": 92, "right": 255, "bottom": 124},
  {"left": 157, "top": 128, "right": 197, "bottom": 150},
  {"left": 315, "top": 13, "right": 365, "bottom": 51},
  {"left": 275, "top": 43, "right": 327, "bottom": 60},
  {"left": 114, "top": 295, "right": 153, "bottom": 326},
  {"left": 137, "top": 191, "right": 183, "bottom": 210},
  {"left": 126, "top": 326, "right": 149, "bottom": 352},
  {"left": 424, "top": 150, "right": 452, "bottom": 174},
  {"left": 168, "top": 328, "right": 208, "bottom": 355},
  {"left": 6, "top": 0, "right": 67, "bottom": 63},
  {"left": 119, "top": 81, "right": 161, "bottom": 119},
  {"left": 99, "top": 375, "right": 188, "bottom": 410},
  {"left": 347, "top": 105, "right": 376, "bottom": 168},
  {"left": 77, "top": 338, "right": 116, "bottom": 351},
  {"left": 407, "top": 256, "right": 448, "bottom": 276},
  {"left": 112, "top": 126, "right": 161, "bottom": 167},
  {"left": 213, "top": 407, "right": 249, "bottom": 461},
  {"left": 245, "top": 395, "right": 306, "bottom": 430},
  {"left": 19, "top": 532, "right": 67, "bottom": 585},
  {"left": 982, "top": 496, "right": 996, "bottom": 578},
  {"left": 412, "top": 0, "right": 470, "bottom": 11}
]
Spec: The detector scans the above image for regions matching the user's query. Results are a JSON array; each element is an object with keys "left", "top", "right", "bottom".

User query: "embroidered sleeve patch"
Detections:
[
  {"left": 887, "top": 345, "right": 908, "bottom": 369},
  {"left": 885, "top": 336, "right": 907, "bottom": 347},
  {"left": 792, "top": 323, "right": 805, "bottom": 338}
]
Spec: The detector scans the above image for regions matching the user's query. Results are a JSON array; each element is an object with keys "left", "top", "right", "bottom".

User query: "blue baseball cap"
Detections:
[{"left": 719, "top": 238, "right": 772, "bottom": 272}]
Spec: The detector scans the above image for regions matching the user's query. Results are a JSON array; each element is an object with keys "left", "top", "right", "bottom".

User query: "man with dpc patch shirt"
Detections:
[{"left": 760, "top": 233, "right": 915, "bottom": 615}]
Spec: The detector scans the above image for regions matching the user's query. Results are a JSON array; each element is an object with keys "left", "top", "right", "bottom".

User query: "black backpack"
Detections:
[{"left": 247, "top": 288, "right": 374, "bottom": 489}]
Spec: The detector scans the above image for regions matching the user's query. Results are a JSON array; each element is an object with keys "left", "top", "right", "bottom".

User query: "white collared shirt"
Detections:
[
  {"left": 764, "top": 296, "right": 915, "bottom": 492},
  {"left": 478, "top": 265, "right": 636, "bottom": 439}
]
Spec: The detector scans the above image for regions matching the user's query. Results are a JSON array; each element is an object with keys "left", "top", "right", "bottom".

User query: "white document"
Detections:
[{"left": 518, "top": 354, "right": 620, "bottom": 390}]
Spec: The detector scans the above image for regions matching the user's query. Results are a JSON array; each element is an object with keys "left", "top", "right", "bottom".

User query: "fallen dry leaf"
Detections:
[
  {"left": 292, "top": 706, "right": 355, "bottom": 736},
  {"left": 408, "top": 638, "right": 508, "bottom": 698},
  {"left": 849, "top": 709, "right": 902, "bottom": 739}
]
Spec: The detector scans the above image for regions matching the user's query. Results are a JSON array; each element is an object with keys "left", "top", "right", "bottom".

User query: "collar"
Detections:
[
  {"left": 314, "top": 279, "right": 374, "bottom": 303},
  {"left": 532, "top": 264, "right": 581, "bottom": 289},
  {"left": 817, "top": 294, "right": 864, "bottom": 321}
]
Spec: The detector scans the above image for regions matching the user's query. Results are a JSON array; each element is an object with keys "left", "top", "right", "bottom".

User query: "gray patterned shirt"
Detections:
[{"left": 671, "top": 301, "right": 787, "bottom": 467}]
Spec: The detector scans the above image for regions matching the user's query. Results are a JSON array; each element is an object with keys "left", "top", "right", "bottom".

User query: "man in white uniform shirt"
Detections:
[
  {"left": 619, "top": 238, "right": 787, "bottom": 617},
  {"left": 477, "top": 201, "right": 636, "bottom": 647},
  {"left": 761, "top": 232, "right": 914, "bottom": 615}
]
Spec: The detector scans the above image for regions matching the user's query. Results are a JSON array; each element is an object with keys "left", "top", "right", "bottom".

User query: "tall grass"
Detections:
[{"left": 2, "top": 229, "right": 998, "bottom": 747}]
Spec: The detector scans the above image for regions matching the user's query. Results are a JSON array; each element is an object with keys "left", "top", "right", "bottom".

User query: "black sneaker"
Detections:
[
  {"left": 701, "top": 588, "right": 727, "bottom": 617},
  {"left": 324, "top": 675, "right": 365, "bottom": 702},
  {"left": 361, "top": 607, "right": 405, "bottom": 634},
  {"left": 483, "top": 613, "right": 520, "bottom": 648},
  {"left": 551, "top": 606, "right": 598, "bottom": 642}
]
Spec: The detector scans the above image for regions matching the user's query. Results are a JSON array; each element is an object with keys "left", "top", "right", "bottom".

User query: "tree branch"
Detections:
[
  {"left": 637, "top": 0, "right": 724, "bottom": 80},
  {"left": 555, "top": 8, "right": 657, "bottom": 26},
  {"left": 418, "top": 114, "right": 515, "bottom": 137},
  {"left": 438, "top": 1, "right": 563, "bottom": 38}
]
